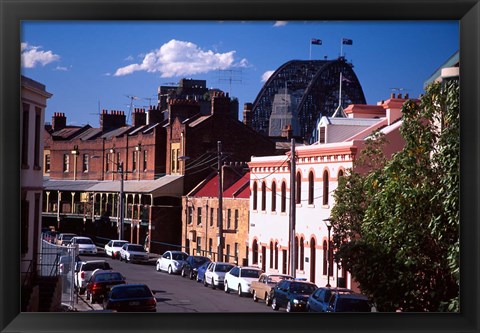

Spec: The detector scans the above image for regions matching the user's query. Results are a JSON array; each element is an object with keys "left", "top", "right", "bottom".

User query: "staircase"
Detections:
[{"left": 37, "top": 276, "right": 61, "bottom": 312}]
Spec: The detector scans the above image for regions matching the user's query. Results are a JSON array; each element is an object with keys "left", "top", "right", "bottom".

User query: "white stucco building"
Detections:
[{"left": 248, "top": 94, "right": 411, "bottom": 290}]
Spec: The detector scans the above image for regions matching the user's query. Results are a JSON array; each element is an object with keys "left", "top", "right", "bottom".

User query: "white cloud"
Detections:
[
  {"left": 114, "top": 39, "right": 244, "bottom": 78},
  {"left": 21, "top": 43, "right": 60, "bottom": 68},
  {"left": 261, "top": 70, "right": 275, "bottom": 82},
  {"left": 124, "top": 55, "right": 134, "bottom": 61},
  {"left": 273, "top": 21, "right": 288, "bottom": 27},
  {"left": 54, "top": 66, "right": 68, "bottom": 71}
]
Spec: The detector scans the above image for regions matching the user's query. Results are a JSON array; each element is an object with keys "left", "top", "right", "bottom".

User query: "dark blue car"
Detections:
[
  {"left": 307, "top": 287, "right": 353, "bottom": 312},
  {"left": 181, "top": 256, "right": 210, "bottom": 280},
  {"left": 270, "top": 280, "right": 317, "bottom": 312},
  {"left": 195, "top": 261, "right": 210, "bottom": 283}
]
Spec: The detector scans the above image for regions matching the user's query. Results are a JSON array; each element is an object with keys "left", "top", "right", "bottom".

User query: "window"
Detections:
[
  {"left": 197, "top": 207, "right": 202, "bottom": 225},
  {"left": 296, "top": 172, "right": 302, "bottom": 204},
  {"left": 234, "top": 210, "right": 239, "bottom": 230},
  {"left": 196, "top": 236, "right": 202, "bottom": 254},
  {"left": 132, "top": 151, "right": 137, "bottom": 171},
  {"left": 252, "top": 182, "right": 258, "bottom": 210},
  {"left": 308, "top": 171, "right": 314, "bottom": 205},
  {"left": 281, "top": 182, "right": 286, "bottom": 213},
  {"left": 261, "top": 181, "right": 266, "bottom": 211},
  {"left": 188, "top": 207, "right": 193, "bottom": 224},
  {"left": 210, "top": 207, "right": 214, "bottom": 226},
  {"left": 252, "top": 239, "right": 258, "bottom": 265},
  {"left": 116, "top": 153, "right": 120, "bottom": 171},
  {"left": 226, "top": 209, "right": 231, "bottom": 229},
  {"left": 83, "top": 154, "right": 89, "bottom": 172},
  {"left": 323, "top": 170, "right": 329, "bottom": 205},
  {"left": 226, "top": 244, "right": 230, "bottom": 262},
  {"left": 274, "top": 242, "right": 279, "bottom": 270},
  {"left": 105, "top": 153, "right": 110, "bottom": 172},
  {"left": 271, "top": 181, "right": 277, "bottom": 212},
  {"left": 269, "top": 242, "right": 274, "bottom": 269},
  {"left": 234, "top": 243, "right": 238, "bottom": 261},
  {"left": 22, "top": 104, "right": 29, "bottom": 167},
  {"left": 208, "top": 238, "right": 213, "bottom": 255},
  {"left": 295, "top": 236, "right": 299, "bottom": 269},
  {"left": 300, "top": 237, "right": 304, "bottom": 270},
  {"left": 45, "top": 154, "right": 51, "bottom": 173},
  {"left": 63, "top": 154, "right": 69, "bottom": 172},
  {"left": 143, "top": 150, "right": 148, "bottom": 171},
  {"left": 34, "top": 108, "right": 41, "bottom": 168}
]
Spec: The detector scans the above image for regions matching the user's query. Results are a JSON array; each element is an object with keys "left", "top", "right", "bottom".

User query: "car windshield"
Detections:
[
  {"left": 192, "top": 257, "right": 208, "bottom": 265},
  {"left": 111, "top": 286, "right": 152, "bottom": 299},
  {"left": 95, "top": 272, "right": 123, "bottom": 282},
  {"left": 83, "top": 262, "right": 111, "bottom": 271},
  {"left": 216, "top": 264, "right": 234, "bottom": 272},
  {"left": 268, "top": 275, "right": 292, "bottom": 283},
  {"left": 63, "top": 235, "right": 75, "bottom": 241},
  {"left": 336, "top": 298, "right": 371, "bottom": 312},
  {"left": 128, "top": 245, "right": 145, "bottom": 252},
  {"left": 76, "top": 238, "right": 93, "bottom": 244},
  {"left": 113, "top": 241, "right": 128, "bottom": 247},
  {"left": 241, "top": 269, "right": 260, "bottom": 278},
  {"left": 172, "top": 253, "right": 188, "bottom": 260},
  {"left": 290, "top": 282, "right": 317, "bottom": 294}
]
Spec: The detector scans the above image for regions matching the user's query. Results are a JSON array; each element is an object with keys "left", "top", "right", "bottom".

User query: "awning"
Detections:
[{"left": 43, "top": 175, "right": 184, "bottom": 198}]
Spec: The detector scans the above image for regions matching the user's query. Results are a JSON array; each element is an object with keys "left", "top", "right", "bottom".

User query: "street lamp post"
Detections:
[{"left": 323, "top": 218, "right": 333, "bottom": 287}]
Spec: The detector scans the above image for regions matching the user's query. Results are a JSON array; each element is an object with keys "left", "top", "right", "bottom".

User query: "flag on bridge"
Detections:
[
  {"left": 342, "top": 38, "right": 353, "bottom": 45},
  {"left": 311, "top": 38, "right": 322, "bottom": 45}
]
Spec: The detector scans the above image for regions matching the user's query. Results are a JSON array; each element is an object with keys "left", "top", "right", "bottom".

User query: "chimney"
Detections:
[
  {"left": 281, "top": 124, "right": 293, "bottom": 140},
  {"left": 100, "top": 110, "right": 126, "bottom": 130},
  {"left": 52, "top": 112, "right": 67, "bottom": 131},
  {"left": 211, "top": 92, "right": 231, "bottom": 118},
  {"left": 132, "top": 108, "right": 147, "bottom": 127},
  {"left": 243, "top": 103, "right": 253, "bottom": 128}
]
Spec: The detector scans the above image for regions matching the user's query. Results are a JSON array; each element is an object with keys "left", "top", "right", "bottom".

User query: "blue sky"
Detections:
[{"left": 21, "top": 21, "right": 459, "bottom": 127}]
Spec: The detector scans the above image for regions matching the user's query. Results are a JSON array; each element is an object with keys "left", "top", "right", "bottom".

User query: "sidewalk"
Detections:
[{"left": 72, "top": 294, "right": 104, "bottom": 312}]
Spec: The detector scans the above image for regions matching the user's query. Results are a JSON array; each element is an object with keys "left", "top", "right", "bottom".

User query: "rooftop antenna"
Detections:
[
  {"left": 142, "top": 94, "right": 156, "bottom": 108},
  {"left": 217, "top": 68, "right": 243, "bottom": 96},
  {"left": 125, "top": 95, "right": 139, "bottom": 124}
]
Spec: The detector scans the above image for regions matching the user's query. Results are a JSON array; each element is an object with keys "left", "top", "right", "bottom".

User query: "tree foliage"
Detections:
[{"left": 331, "top": 79, "right": 459, "bottom": 312}]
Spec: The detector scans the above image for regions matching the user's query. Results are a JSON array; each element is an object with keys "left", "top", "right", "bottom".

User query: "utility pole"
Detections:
[
  {"left": 289, "top": 138, "right": 296, "bottom": 278},
  {"left": 217, "top": 141, "right": 224, "bottom": 262},
  {"left": 118, "top": 161, "right": 125, "bottom": 240}
]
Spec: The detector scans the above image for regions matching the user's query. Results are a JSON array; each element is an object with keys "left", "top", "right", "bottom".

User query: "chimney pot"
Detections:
[
  {"left": 390, "top": 93, "right": 395, "bottom": 99},
  {"left": 398, "top": 93, "right": 402, "bottom": 99}
]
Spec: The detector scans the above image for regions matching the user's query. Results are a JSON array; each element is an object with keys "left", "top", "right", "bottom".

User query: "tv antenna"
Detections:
[
  {"left": 217, "top": 68, "right": 243, "bottom": 96},
  {"left": 125, "top": 95, "right": 139, "bottom": 123}
]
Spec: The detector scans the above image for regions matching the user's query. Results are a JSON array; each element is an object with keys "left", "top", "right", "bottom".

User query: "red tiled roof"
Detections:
[
  {"left": 193, "top": 174, "right": 219, "bottom": 198},
  {"left": 192, "top": 172, "right": 250, "bottom": 199}
]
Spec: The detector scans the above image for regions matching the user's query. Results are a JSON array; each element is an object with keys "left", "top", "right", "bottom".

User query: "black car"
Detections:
[
  {"left": 270, "top": 280, "right": 317, "bottom": 312},
  {"left": 326, "top": 291, "right": 373, "bottom": 312},
  {"left": 181, "top": 256, "right": 211, "bottom": 280},
  {"left": 103, "top": 284, "right": 157, "bottom": 312},
  {"left": 307, "top": 287, "right": 354, "bottom": 312}
]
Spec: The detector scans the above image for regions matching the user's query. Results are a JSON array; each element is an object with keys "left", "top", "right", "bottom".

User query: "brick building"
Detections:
[{"left": 182, "top": 166, "right": 251, "bottom": 265}]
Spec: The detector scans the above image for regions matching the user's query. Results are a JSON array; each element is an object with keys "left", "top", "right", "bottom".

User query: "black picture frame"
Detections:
[{"left": 1, "top": 0, "right": 479, "bottom": 332}]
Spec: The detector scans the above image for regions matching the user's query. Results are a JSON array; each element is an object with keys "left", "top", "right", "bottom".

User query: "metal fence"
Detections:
[{"left": 40, "top": 236, "right": 76, "bottom": 310}]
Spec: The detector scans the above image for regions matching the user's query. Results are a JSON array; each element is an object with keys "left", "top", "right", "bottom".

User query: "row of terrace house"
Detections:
[
  {"left": 248, "top": 93, "right": 412, "bottom": 290},
  {"left": 42, "top": 79, "right": 276, "bottom": 254}
]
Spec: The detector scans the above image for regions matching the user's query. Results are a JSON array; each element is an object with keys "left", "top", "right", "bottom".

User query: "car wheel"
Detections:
[
  {"left": 189, "top": 271, "right": 194, "bottom": 280},
  {"left": 203, "top": 278, "right": 208, "bottom": 287},
  {"left": 265, "top": 293, "right": 271, "bottom": 306},
  {"left": 253, "top": 291, "right": 258, "bottom": 302},
  {"left": 168, "top": 266, "right": 173, "bottom": 274},
  {"left": 238, "top": 285, "right": 243, "bottom": 297},
  {"left": 272, "top": 297, "right": 279, "bottom": 311},
  {"left": 211, "top": 278, "right": 216, "bottom": 289},
  {"left": 286, "top": 302, "right": 292, "bottom": 313},
  {"left": 224, "top": 282, "right": 229, "bottom": 293},
  {"left": 156, "top": 263, "right": 161, "bottom": 272},
  {"left": 181, "top": 268, "right": 186, "bottom": 277}
]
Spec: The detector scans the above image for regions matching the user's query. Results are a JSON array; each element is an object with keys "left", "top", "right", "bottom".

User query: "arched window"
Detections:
[
  {"left": 271, "top": 181, "right": 277, "bottom": 212},
  {"left": 338, "top": 169, "right": 344, "bottom": 178},
  {"left": 295, "top": 236, "right": 299, "bottom": 269},
  {"left": 261, "top": 181, "right": 267, "bottom": 211},
  {"left": 252, "top": 239, "right": 258, "bottom": 264},
  {"left": 274, "top": 242, "right": 279, "bottom": 269},
  {"left": 252, "top": 182, "right": 258, "bottom": 210},
  {"left": 296, "top": 172, "right": 302, "bottom": 204},
  {"left": 323, "top": 170, "right": 329, "bottom": 205},
  {"left": 281, "top": 182, "right": 287, "bottom": 213},
  {"left": 323, "top": 240, "right": 328, "bottom": 275},
  {"left": 269, "top": 241, "right": 274, "bottom": 269},
  {"left": 308, "top": 171, "right": 314, "bottom": 205},
  {"left": 300, "top": 237, "right": 305, "bottom": 270}
]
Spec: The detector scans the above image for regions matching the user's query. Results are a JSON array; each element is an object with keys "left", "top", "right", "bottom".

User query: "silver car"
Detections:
[
  {"left": 119, "top": 243, "right": 149, "bottom": 264},
  {"left": 155, "top": 250, "right": 188, "bottom": 274}
]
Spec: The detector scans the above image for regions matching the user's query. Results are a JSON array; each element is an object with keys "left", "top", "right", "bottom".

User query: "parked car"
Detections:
[
  {"left": 203, "top": 262, "right": 235, "bottom": 289},
  {"left": 250, "top": 273, "right": 293, "bottom": 305},
  {"left": 75, "top": 260, "right": 112, "bottom": 294},
  {"left": 224, "top": 266, "right": 262, "bottom": 296},
  {"left": 195, "top": 261, "right": 211, "bottom": 283},
  {"left": 85, "top": 270, "right": 126, "bottom": 304},
  {"left": 155, "top": 250, "right": 188, "bottom": 274},
  {"left": 119, "top": 243, "right": 149, "bottom": 264},
  {"left": 103, "top": 284, "right": 157, "bottom": 312},
  {"left": 70, "top": 236, "right": 97, "bottom": 255},
  {"left": 55, "top": 233, "right": 77, "bottom": 246},
  {"left": 104, "top": 240, "right": 129, "bottom": 258},
  {"left": 307, "top": 287, "right": 354, "bottom": 312},
  {"left": 270, "top": 279, "right": 317, "bottom": 312},
  {"left": 58, "top": 254, "right": 82, "bottom": 275},
  {"left": 326, "top": 291, "right": 373, "bottom": 312},
  {"left": 181, "top": 256, "right": 210, "bottom": 280}
]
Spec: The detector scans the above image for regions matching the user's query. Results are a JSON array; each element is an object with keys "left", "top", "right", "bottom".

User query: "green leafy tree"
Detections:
[{"left": 331, "top": 79, "right": 459, "bottom": 312}]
